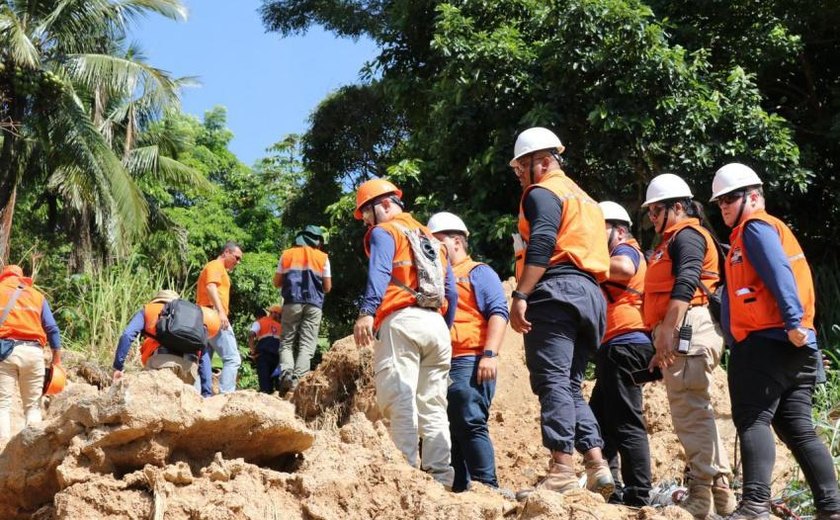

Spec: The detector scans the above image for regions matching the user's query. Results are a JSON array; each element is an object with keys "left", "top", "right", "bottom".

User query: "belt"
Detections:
[
  {"left": 0, "top": 338, "right": 42, "bottom": 347},
  {"left": 156, "top": 347, "right": 199, "bottom": 362}
]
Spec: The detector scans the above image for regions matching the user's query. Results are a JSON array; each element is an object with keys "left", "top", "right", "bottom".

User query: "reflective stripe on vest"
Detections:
[
  {"left": 364, "top": 213, "right": 450, "bottom": 330},
  {"left": 601, "top": 239, "right": 649, "bottom": 343},
  {"left": 451, "top": 258, "right": 488, "bottom": 357},
  {"left": 643, "top": 218, "right": 720, "bottom": 328},
  {"left": 516, "top": 170, "right": 610, "bottom": 283},
  {"left": 0, "top": 279, "right": 47, "bottom": 346},
  {"left": 726, "top": 210, "right": 815, "bottom": 342}
]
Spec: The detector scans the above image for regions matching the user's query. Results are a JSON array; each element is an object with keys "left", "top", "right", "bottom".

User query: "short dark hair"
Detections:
[{"left": 221, "top": 241, "right": 241, "bottom": 254}]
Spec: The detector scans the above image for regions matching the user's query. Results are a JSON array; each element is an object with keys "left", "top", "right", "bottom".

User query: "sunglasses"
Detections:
[
  {"left": 717, "top": 191, "right": 745, "bottom": 206},
  {"left": 233, "top": 254, "right": 243, "bottom": 262}
]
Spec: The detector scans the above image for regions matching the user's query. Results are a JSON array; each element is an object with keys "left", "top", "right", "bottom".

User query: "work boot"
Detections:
[
  {"left": 678, "top": 481, "right": 714, "bottom": 519},
  {"left": 816, "top": 511, "right": 840, "bottom": 520},
  {"left": 713, "top": 475, "right": 738, "bottom": 516},
  {"left": 725, "top": 500, "right": 770, "bottom": 520},
  {"left": 585, "top": 460, "right": 616, "bottom": 501},
  {"left": 515, "top": 460, "right": 578, "bottom": 501}
]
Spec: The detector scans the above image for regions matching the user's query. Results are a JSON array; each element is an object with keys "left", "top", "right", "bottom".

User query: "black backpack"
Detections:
[
  {"left": 155, "top": 299, "right": 207, "bottom": 354},
  {"left": 699, "top": 237, "right": 730, "bottom": 324}
]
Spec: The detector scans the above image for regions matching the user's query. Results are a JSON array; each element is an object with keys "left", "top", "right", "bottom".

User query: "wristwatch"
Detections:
[
  {"left": 511, "top": 290, "right": 529, "bottom": 301},
  {"left": 483, "top": 350, "right": 497, "bottom": 358}
]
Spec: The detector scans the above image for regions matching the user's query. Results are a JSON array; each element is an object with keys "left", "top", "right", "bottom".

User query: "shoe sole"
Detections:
[{"left": 590, "top": 482, "right": 615, "bottom": 502}]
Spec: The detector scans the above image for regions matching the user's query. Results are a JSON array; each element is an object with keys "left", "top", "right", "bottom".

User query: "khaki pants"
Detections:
[
  {"left": 655, "top": 305, "right": 731, "bottom": 483},
  {"left": 373, "top": 306, "right": 454, "bottom": 486},
  {"left": 146, "top": 352, "right": 199, "bottom": 387},
  {"left": 0, "top": 343, "right": 45, "bottom": 442}
]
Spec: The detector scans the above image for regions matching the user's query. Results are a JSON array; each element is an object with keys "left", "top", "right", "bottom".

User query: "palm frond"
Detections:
[
  {"left": 0, "top": 7, "right": 41, "bottom": 68},
  {"left": 65, "top": 53, "right": 180, "bottom": 107},
  {"left": 126, "top": 145, "right": 212, "bottom": 193}
]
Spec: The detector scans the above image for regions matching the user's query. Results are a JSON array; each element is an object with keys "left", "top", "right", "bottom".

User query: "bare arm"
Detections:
[
  {"left": 609, "top": 255, "right": 636, "bottom": 282},
  {"left": 272, "top": 272, "right": 283, "bottom": 289},
  {"left": 323, "top": 277, "right": 332, "bottom": 294},
  {"left": 206, "top": 283, "right": 229, "bottom": 329}
]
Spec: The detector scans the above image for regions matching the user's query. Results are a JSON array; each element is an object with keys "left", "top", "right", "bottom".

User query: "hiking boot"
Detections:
[
  {"left": 816, "top": 511, "right": 840, "bottom": 520},
  {"left": 725, "top": 500, "right": 770, "bottom": 520},
  {"left": 713, "top": 475, "right": 738, "bottom": 516},
  {"left": 585, "top": 460, "right": 615, "bottom": 501},
  {"left": 678, "top": 481, "right": 714, "bottom": 519},
  {"left": 515, "top": 461, "right": 578, "bottom": 501}
]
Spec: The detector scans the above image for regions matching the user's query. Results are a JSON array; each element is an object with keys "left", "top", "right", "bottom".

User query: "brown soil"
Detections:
[{"left": 0, "top": 283, "right": 799, "bottom": 519}]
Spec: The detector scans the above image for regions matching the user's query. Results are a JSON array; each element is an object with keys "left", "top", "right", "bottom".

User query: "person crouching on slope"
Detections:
[{"left": 352, "top": 178, "right": 458, "bottom": 488}]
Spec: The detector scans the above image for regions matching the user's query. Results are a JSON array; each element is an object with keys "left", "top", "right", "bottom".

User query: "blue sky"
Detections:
[{"left": 129, "top": 0, "right": 379, "bottom": 166}]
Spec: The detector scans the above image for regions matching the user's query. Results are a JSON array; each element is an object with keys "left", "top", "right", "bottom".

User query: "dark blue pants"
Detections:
[
  {"left": 729, "top": 335, "right": 840, "bottom": 511},
  {"left": 256, "top": 348, "right": 280, "bottom": 394},
  {"left": 448, "top": 355, "right": 497, "bottom": 492},
  {"left": 199, "top": 346, "right": 213, "bottom": 397},
  {"left": 590, "top": 341, "right": 655, "bottom": 506},
  {"left": 524, "top": 274, "right": 606, "bottom": 454}
]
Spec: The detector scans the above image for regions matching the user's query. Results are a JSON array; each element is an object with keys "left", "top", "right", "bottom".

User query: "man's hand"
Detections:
[
  {"left": 354, "top": 315, "right": 375, "bottom": 347},
  {"left": 51, "top": 350, "right": 61, "bottom": 366},
  {"left": 654, "top": 327, "right": 676, "bottom": 368},
  {"left": 787, "top": 327, "right": 808, "bottom": 348},
  {"left": 248, "top": 349, "right": 258, "bottom": 359},
  {"left": 509, "top": 299, "right": 531, "bottom": 334},
  {"left": 112, "top": 370, "right": 123, "bottom": 383},
  {"left": 219, "top": 312, "right": 230, "bottom": 330},
  {"left": 477, "top": 356, "right": 498, "bottom": 384}
]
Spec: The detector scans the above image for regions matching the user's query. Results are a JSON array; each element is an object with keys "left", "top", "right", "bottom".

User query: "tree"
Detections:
[{"left": 0, "top": 0, "right": 188, "bottom": 262}]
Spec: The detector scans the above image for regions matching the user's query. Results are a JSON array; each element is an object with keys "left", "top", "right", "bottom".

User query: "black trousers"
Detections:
[
  {"left": 729, "top": 335, "right": 840, "bottom": 511},
  {"left": 590, "top": 341, "right": 655, "bottom": 506}
]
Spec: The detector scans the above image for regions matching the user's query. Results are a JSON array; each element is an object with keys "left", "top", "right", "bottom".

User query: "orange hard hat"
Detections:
[
  {"left": 354, "top": 179, "right": 402, "bottom": 220},
  {"left": 43, "top": 364, "right": 66, "bottom": 395},
  {"left": 201, "top": 307, "right": 222, "bottom": 338}
]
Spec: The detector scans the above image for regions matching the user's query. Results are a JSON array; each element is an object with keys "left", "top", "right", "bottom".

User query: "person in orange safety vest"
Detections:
[
  {"left": 0, "top": 265, "right": 62, "bottom": 447},
  {"left": 642, "top": 173, "right": 736, "bottom": 518},
  {"left": 427, "top": 211, "right": 511, "bottom": 497},
  {"left": 508, "top": 127, "right": 614, "bottom": 502},
  {"left": 588, "top": 201, "right": 654, "bottom": 507},
  {"left": 710, "top": 163, "right": 840, "bottom": 520},
  {"left": 248, "top": 304, "right": 283, "bottom": 394},
  {"left": 352, "top": 178, "right": 458, "bottom": 489},
  {"left": 112, "top": 290, "right": 220, "bottom": 389}
]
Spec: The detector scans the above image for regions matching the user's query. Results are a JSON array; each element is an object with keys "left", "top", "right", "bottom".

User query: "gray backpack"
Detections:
[{"left": 391, "top": 223, "right": 446, "bottom": 309}]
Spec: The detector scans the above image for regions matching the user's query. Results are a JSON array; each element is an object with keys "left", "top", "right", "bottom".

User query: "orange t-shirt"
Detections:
[{"left": 196, "top": 258, "right": 231, "bottom": 315}]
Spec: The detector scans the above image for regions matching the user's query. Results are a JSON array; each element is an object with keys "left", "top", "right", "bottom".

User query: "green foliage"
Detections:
[{"left": 54, "top": 257, "right": 187, "bottom": 368}]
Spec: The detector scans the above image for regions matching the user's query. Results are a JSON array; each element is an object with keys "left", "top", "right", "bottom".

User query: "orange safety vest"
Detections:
[
  {"left": 364, "top": 212, "right": 450, "bottom": 330},
  {"left": 725, "top": 210, "right": 815, "bottom": 343},
  {"left": 516, "top": 170, "right": 610, "bottom": 283},
  {"left": 254, "top": 315, "right": 282, "bottom": 343},
  {"left": 643, "top": 218, "right": 720, "bottom": 328},
  {"left": 0, "top": 277, "right": 47, "bottom": 346},
  {"left": 140, "top": 302, "right": 165, "bottom": 366},
  {"left": 601, "top": 239, "right": 649, "bottom": 343},
  {"left": 139, "top": 303, "right": 220, "bottom": 366},
  {"left": 451, "top": 257, "right": 489, "bottom": 357}
]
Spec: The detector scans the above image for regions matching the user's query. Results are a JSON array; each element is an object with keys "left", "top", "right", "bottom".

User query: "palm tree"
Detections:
[{"left": 0, "top": 0, "right": 188, "bottom": 263}]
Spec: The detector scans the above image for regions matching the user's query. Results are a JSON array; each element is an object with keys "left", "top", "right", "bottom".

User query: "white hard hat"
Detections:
[
  {"left": 510, "top": 127, "right": 566, "bottom": 164},
  {"left": 598, "top": 201, "right": 632, "bottom": 226},
  {"left": 709, "top": 163, "right": 763, "bottom": 202},
  {"left": 427, "top": 212, "right": 470, "bottom": 237},
  {"left": 642, "top": 173, "right": 694, "bottom": 207}
]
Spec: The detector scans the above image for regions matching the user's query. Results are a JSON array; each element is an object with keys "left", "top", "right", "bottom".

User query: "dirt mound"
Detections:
[
  {"left": 0, "top": 370, "right": 314, "bottom": 519},
  {"left": 292, "top": 335, "right": 380, "bottom": 426}
]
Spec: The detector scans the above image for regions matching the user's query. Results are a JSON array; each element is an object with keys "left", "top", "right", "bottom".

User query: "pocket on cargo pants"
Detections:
[{"left": 665, "top": 352, "right": 712, "bottom": 393}]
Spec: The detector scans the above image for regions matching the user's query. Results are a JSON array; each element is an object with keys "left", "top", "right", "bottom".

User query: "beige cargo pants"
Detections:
[
  {"left": 0, "top": 343, "right": 45, "bottom": 443},
  {"left": 655, "top": 305, "right": 731, "bottom": 483},
  {"left": 373, "top": 306, "right": 454, "bottom": 487}
]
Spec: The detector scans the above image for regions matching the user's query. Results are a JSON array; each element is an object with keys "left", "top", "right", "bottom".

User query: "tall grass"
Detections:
[{"left": 55, "top": 257, "right": 190, "bottom": 367}]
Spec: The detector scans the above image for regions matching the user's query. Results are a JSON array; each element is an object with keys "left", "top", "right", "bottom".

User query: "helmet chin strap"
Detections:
[
  {"left": 528, "top": 153, "right": 536, "bottom": 186},
  {"left": 607, "top": 226, "right": 617, "bottom": 252},
  {"left": 734, "top": 191, "right": 748, "bottom": 227},
  {"left": 657, "top": 208, "right": 670, "bottom": 235}
]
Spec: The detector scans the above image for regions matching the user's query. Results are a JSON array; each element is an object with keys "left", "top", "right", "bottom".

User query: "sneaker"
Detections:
[
  {"left": 515, "top": 461, "right": 579, "bottom": 501},
  {"left": 726, "top": 500, "right": 770, "bottom": 520},
  {"left": 585, "top": 460, "right": 615, "bottom": 502}
]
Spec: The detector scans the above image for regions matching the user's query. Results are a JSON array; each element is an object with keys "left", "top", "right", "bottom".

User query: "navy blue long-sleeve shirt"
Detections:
[
  {"left": 468, "top": 264, "right": 509, "bottom": 322},
  {"left": 41, "top": 300, "right": 61, "bottom": 350},
  {"left": 113, "top": 309, "right": 145, "bottom": 370},
  {"left": 722, "top": 220, "right": 817, "bottom": 349},
  {"left": 359, "top": 226, "right": 458, "bottom": 327}
]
